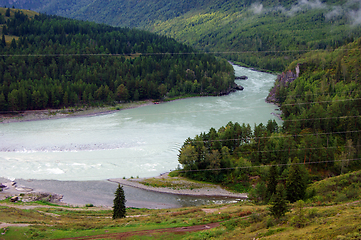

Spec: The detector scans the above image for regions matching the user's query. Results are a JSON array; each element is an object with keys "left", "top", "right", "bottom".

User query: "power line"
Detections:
[
  {"left": 178, "top": 145, "right": 360, "bottom": 158},
  {"left": 187, "top": 130, "right": 361, "bottom": 143},
  {"left": 0, "top": 95, "right": 359, "bottom": 118},
  {"left": 0, "top": 48, "right": 360, "bottom": 58},
  {"left": 177, "top": 158, "right": 361, "bottom": 173},
  {"left": 281, "top": 97, "right": 361, "bottom": 106},
  {"left": 1, "top": 144, "right": 357, "bottom": 159},
  {"left": 283, "top": 115, "right": 361, "bottom": 122}
]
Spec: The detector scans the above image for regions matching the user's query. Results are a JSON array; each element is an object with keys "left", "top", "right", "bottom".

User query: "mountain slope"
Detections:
[
  {"left": 0, "top": 9, "right": 235, "bottom": 111},
  {"left": 2, "top": 0, "right": 361, "bottom": 71},
  {"left": 177, "top": 36, "right": 361, "bottom": 190}
]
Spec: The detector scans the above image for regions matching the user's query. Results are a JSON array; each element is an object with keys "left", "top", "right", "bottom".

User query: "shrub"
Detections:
[{"left": 290, "top": 200, "right": 308, "bottom": 228}]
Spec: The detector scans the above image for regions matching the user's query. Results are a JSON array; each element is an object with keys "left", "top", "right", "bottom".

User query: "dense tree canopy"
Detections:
[
  {"left": 178, "top": 37, "right": 361, "bottom": 192},
  {"left": 0, "top": 10, "right": 235, "bottom": 111},
  {"left": 5, "top": 1, "right": 361, "bottom": 72}
]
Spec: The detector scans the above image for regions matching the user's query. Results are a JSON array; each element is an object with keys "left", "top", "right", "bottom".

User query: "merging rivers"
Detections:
[{"left": 0, "top": 65, "right": 281, "bottom": 208}]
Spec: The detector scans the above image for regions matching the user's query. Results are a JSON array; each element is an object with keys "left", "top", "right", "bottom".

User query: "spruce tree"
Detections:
[
  {"left": 113, "top": 184, "right": 126, "bottom": 219},
  {"left": 5, "top": 8, "right": 10, "bottom": 17},
  {"left": 266, "top": 165, "right": 278, "bottom": 202},
  {"left": 1, "top": 34, "right": 6, "bottom": 47},
  {"left": 286, "top": 157, "right": 308, "bottom": 203},
  {"left": 269, "top": 183, "right": 289, "bottom": 219}
]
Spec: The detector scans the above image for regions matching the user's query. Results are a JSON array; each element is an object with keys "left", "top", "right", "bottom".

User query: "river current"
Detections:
[{"left": 0, "top": 65, "right": 281, "bottom": 207}]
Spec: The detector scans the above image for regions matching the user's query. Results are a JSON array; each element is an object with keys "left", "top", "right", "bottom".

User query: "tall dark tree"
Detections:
[
  {"left": 5, "top": 8, "right": 10, "bottom": 17},
  {"left": 286, "top": 158, "right": 308, "bottom": 203},
  {"left": 113, "top": 184, "right": 126, "bottom": 219},
  {"left": 1, "top": 34, "right": 6, "bottom": 47},
  {"left": 266, "top": 165, "right": 278, "bottom": 202},
  {"left": 2, "top": 26, "right": 7, "bottom": 35},
  {"left": 269, "top": 183, "right": 289, "bottom": 219},
  {"left": 10, "top": 38, "right": 17, "bottom": 49}
]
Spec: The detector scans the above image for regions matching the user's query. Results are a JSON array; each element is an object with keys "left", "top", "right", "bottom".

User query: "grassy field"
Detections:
[{"left": 1, "top": 170, "right": 361, "bottom": 239}]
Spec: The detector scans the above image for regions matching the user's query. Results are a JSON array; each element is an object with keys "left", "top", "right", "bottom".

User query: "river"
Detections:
[{"left": 0, "top": 64, "right": 281, "bottom": 208}]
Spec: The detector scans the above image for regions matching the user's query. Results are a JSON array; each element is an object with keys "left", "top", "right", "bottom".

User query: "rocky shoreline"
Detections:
[{"left": 0, "top": 179, "right": 64, "bottom": 204}]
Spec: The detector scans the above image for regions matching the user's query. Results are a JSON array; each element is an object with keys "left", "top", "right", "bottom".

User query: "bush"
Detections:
[{"left": 290, "top": 200, "right": 308, "bottom": 228}]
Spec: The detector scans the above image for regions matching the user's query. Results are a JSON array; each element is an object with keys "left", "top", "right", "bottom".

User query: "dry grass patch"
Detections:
[{"left": 139, "top": 176, "right": 217, "bottom": 190}]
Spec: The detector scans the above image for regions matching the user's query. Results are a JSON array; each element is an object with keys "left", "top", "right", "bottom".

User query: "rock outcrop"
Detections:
[
  {"left": 235, "top": 76, "right": 248, "bottom": 80},
  {"left": 266, "top": 64, "right": 299, "bottom": 104},
  {"left": 218, "top": 83, "right": 244, "bottom": 96}
]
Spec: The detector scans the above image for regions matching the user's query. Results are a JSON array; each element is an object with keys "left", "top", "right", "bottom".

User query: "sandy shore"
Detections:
[
  {"left": 108, "top": 173, "right": 247, "bottom": 199},
  {"left": 0, "top": 100, "right": 154, "bottom": 124}
]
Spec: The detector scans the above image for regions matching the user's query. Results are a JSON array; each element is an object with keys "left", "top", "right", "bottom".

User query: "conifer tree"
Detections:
[
  {"left": 10, "top": 38, "right": 17, "bottom": 49},
  {"left": 1, "top": 34, "right": 6, "bottom": 47},
  {"left": 286, "top": 157, "right": 308, "bottom": 203},
  {"left": 269, "top": 183, "right": 289, "bottom": 219},
  {"left": 113, "top": 184, "right": 126, "bottom": 219},
  {"left": 266, "top": 165, "right": 278, "bottom": 202},
  {"left": 5, "top": 8, "right": 10, "bottom": 17}
]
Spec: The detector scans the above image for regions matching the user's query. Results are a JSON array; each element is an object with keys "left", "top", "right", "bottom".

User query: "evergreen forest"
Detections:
[
  {"left": 4, "top": 0, "right": 361, "bottom": 72},
  {"left": 177, "top": 37, "right": 361, "bottom": 202},
  {"left": 0, "top": 8, "right": 234, "bottom": 112}
]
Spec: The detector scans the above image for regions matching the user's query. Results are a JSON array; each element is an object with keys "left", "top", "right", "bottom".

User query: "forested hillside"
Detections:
[
  {"left": 177, "top": 37, "right": 361, "bottom": 200},
  {"left": 0, "top": 8, "right": 234, "bottom": 111},
  {"left": 3, "top": 0, "right": 361, "bottom": 72}
]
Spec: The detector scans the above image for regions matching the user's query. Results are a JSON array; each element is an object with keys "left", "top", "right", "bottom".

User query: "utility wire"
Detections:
[
  {"left": 0, "top": 48, "right": 360, "bottom": 57},
  {"left": 186, "top": 130, "right": 361, "bottom": 143},
  {"left": 0, "top": 96, "right": 359, "bottom": 115},
  {"left": 177, "top": 158, "right": 361, "bottom": 173}
]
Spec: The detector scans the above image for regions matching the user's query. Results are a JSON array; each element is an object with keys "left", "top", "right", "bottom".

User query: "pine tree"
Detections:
[
  {"left": 286, "top": 157, "right": 308, "bottom": 203},
  {"left": 1, "top": 34, "right": 6, "bottom": 47},
  {"left": 113, "top": 184, "right": 126, "bottom": 219},
  {"left": 10, "top": 38, "right": 17, "bottom": 49},
  {"left": 266, "top": 165, "right": 278, "bottom": 202},
  {"left": 5, "top": 8, "right": 10, "bottom": 17},
  {"left": 269, "top": 183, "right": 289, "bottom": 219}
]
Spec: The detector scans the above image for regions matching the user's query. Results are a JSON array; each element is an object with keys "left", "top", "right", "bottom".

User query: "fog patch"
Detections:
[
  {"left": 251, "top": 3, "right": 263, "bottom": 14},
  {"left": 298, "top": 0, "right": 326, "bottom": 10},
  {"left": 349, "top": 8, "right": 361, "bottom": 25},
  {"left": 259, "top": 0, "right": 361, "bottom": 25},
  {"left": 325, "top": 6, "right": 344, "bottom": 20}
]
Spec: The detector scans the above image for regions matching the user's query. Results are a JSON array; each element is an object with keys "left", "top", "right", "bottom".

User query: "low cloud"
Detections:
[
  {"left": 325, "top": 6, "right": 343, "bottom": 20},
  {"left": 349, "top": 8, "right": 361, "bottom": 25},
  {"left": 264, "top": 0, "right": 361, "bottom": 25},
  {"left": 298, "top": 0, "right": 326, "bottom": 10},
  {"left": 285, "top": 0, "right": 326, "bottom": 16},
  {"left": 251, "top": 3, "right": 263, "bottom": 14}
]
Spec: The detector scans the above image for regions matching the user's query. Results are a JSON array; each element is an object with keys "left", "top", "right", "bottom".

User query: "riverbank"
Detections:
[
  {"left": 0, "top": 174, "right": 247, "bottom": 208},
  {"left": 0, "top": 178, "right": 64, "bottom": 204},
  {"left": 0, "top": 100, "right": 154, "bottom": 124},
  {"left": 109, "top": 173, "right": 247, "bottom": 199}
]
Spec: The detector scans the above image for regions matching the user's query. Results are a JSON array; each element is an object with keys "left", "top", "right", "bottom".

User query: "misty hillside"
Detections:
[{"left": 2, "top": 0, "right": 361, "bottom": 71}]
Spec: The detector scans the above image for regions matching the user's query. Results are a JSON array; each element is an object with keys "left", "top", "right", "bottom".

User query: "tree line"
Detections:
[{"left": 0, "top": 10, "right": 235, "bottom": 111}]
